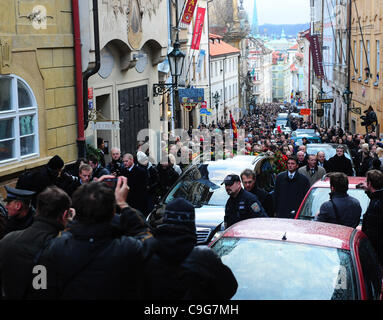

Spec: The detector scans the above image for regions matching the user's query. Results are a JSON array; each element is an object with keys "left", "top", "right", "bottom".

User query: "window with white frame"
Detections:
[{"left": 0, "top": 75, "right": 39, "bottom": 163}]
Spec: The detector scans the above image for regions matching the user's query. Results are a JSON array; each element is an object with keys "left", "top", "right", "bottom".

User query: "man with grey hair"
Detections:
[
  {"left": 296, "top": 151, "right": 307, "bottom": 168},
  {"left": 298, "top": 154, "right": 326, "bottom": 186},
  {"left": 327, "top": 145, "right": 353, "bottom": 176},
  {"left": 106, "top": 147, "right": 123, "bottom": 176}
]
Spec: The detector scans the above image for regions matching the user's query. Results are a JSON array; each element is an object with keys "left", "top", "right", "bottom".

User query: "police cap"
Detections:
[
  {"left": 222, "top": 174, "right": 241, "bottom": 186},
  {"left": 4, "top": 186, "right": 35, "bottom": 202}
]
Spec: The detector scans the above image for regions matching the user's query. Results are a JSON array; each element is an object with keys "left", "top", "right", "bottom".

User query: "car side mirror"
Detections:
[{"left": 290, "top": 210, "right": 296, "bottom": 219}]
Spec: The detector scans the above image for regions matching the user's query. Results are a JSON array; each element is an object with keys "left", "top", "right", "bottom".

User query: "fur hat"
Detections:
[
  {"left": 163, "top": 198, "right": 195, "bottom": 228},
  {"left": 47, "top": 155, "right": 64, "bottom": 170}
]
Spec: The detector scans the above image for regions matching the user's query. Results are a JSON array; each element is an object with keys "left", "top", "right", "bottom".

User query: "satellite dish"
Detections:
[{"left": 135, "top": 51, "right": 148, "bottom": 73}]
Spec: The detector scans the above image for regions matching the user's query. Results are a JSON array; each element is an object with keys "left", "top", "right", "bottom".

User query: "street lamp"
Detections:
[
  {"left": 153, "top": 42, "right": 186, "bottom": 97},
  {"left": 213, "top": 92, "right": 220, "bottom": 124},
  {"left": 342, "top": 88, "right": 353, "bottom": 132}
]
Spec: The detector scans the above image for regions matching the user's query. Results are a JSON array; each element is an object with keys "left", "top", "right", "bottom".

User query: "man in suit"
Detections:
[
  {"left": 122, "top": 153, "right": 149, "bottom": 215},
  {"left": 274, "top": 156, "right": 310, "bottom": 218},
  {"left": 317, "top": 151, "right": 331, "bottom": 172},
  {"left": 298, "top": 154, "right": 326, "bottom": 186}
]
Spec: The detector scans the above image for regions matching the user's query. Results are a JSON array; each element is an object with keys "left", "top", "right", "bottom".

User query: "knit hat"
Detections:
[
  {"left": 163, "top": 198, "right": 195, "bottom": 228},
  {"left": 47, "top": 155, "right": 64, "bottom": 170},
  {"left": 136, "top": 151, "right": 149, "bottom": 166}
]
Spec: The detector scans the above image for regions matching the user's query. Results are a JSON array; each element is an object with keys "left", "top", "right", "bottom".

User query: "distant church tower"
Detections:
[{"left": 251, "top": 0, "right": 259, "bottom": 36}]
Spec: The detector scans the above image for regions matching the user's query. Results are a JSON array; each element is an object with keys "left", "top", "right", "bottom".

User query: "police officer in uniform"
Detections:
[
  {"left": 0, "top": 186, "right": 36, "bottom": 239},
  {"left": 223, "top": 174, "right": 268, "bottom": 229}
]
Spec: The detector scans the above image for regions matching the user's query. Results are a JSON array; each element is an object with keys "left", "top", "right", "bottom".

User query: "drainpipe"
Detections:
[
  {"left": 72, "top": 0, "right": 85, "bottom": 158},
  {"left": 83, "top": 0, "right": 101, "bottom": 131}
]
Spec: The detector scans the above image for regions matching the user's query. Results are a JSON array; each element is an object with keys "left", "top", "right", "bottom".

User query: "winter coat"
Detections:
[
  {"left": 106, "top": 159, "right": 124, "bottom": 176},
  {"left": 315, "top": 192, "right": 362, "bottom": 228},
  {"left": 92, "top": 164, "right": 110, "bottom": 179},
  {"left": 0, "top": 207, "right": 35, "bottom": 240},
  {"left": 123, "top": 164, "right": 149, "bottom": 215},
  {"left": 355, "top": 152, "right": 373, "bottom": 176},
  {"left": 0, "top": 216, "right": 64, "bottom": 299},
  {"left": 298, "top": 165, "right": 326, "bottom": 186},
  {"left": 142, "top": 224, "right": 238, "bottom": 300},
  {"left": 327, "top": 154, "right": 354, "bottom": 176},
  {"left": 362, "top": 189, "right": 383, "bottom": 266},
  {"left": 37, "top": 207, "right": 155, "bottom": 299},
  {"left": 249, "top": 186, "right": 275, "bottom": 217},
  {"left": 157, "top": 165, "right": 180, "bottom": 198},
  {"left": 274, "top": 171, "right": 310, "bottom": 218}
]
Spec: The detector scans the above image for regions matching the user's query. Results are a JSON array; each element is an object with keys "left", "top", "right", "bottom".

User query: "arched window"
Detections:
[{"left": 0, "top": 75, "right": 39, "bottom": 164}]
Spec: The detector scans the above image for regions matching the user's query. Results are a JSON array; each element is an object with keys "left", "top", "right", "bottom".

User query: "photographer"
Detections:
[
  {"left": 0, "top": 186, "right": 73, "bottom": 299},
  {"left": 38, "top": 177, "right": 155, "bottom": 299}
]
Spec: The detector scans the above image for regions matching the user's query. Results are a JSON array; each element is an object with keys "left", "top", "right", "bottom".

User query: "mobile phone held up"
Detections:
[{"left": 104, "top": 178, "right": 118, "bottom": 189}]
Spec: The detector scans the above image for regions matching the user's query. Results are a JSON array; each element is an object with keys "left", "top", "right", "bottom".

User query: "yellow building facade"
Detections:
[
  {"left": 0, "top": 0, "right": 77, "bottom": 193},
  {"left": 350, "top": 0, "right": 383, "bottom": 135}
]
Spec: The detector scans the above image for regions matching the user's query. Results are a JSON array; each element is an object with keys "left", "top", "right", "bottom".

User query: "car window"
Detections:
[
  {"left": 298, "top": 188, "right": 370, "bottom": 222},
  {"left": 212, "top": 238, "right": 357, "bottom": 300},
  {"left": 358, "top": 238, "right": 383, "bottom": 300},
  {"left": 306, "top": 146, "right": 353, "bottom": 161},
  {"left": 164, "top": 161, "right": 254, "bottom": 207}
]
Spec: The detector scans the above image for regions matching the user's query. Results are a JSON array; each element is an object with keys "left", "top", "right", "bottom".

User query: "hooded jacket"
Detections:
[{"left": 142, "top": 224, "right": 238, "bottom": 300}]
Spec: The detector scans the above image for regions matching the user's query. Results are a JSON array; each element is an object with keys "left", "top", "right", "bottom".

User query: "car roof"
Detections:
[
  {"left": 222, "top": 218, "right": 354, "bottom": 250},
  {"left": 311, "top": 176, "right": 366, "bottom": 188}
]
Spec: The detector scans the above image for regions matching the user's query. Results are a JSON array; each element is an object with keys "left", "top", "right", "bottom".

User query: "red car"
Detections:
[
  {"left": 210, "top": 218, "right": 383, "bottom": 300},
  {"left": 294, "top": 176, "right": 370, "bottom": 228}
]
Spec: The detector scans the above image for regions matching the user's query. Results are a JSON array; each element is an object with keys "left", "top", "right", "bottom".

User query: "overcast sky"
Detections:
[{"left": 243, "top": 0, "right": 311, "bottom": 25}]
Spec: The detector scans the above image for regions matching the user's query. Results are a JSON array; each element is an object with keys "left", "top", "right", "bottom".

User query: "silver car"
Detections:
[{"left": 147, "top": 155, "right": 275, "bottom": 244}]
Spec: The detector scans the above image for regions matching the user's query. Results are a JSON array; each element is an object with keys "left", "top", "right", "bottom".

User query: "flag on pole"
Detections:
[
  {"left": 230, "top": 111, "right": 238, "bottom": 139},
  {"left": 181, "top": 0, "right": 198, "bottom": 24},
  {"left": 191, "top": 7, "right": 206, "bottom": 50}
]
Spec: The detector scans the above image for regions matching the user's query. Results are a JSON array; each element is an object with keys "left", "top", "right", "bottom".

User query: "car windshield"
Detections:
[
  {"left": 306, "top": 145, "right": 352, "bottom": 161},
  {"left": 212, "top": 238, "right": 357, "bottom": 300},
  {"left": 164, "top": 161, "right": 251, "bottom": 207},
  {"left": 298, "top": 187, "right": 370, "bottom": 222}
]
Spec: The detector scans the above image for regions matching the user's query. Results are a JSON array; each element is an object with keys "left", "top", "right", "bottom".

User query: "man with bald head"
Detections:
[
  {"left": 296, "top": 151, "right": 307, "bottom": 168},
  {"left": 106, "top": 147, "right": 123, "bottom": 176},
  {"left": 317, "top": 151, "right": 331, "bottom": 173}
]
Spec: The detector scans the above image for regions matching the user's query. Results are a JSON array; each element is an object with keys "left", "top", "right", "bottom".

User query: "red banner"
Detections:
[
  {"left": 230, "top": 111, "right": 238, "bottom": 139},
  {"left": 181, "top": 0, "right": 198, "bottom": 24},
  {"left": 300, "top": 108, "right": 311, "bottom": 116},
  {"left": 191, "top": 7, "right": 206, "bottom": 50},
  {"left": 307, "top": 34, "right": 324, "bottom": 79}
]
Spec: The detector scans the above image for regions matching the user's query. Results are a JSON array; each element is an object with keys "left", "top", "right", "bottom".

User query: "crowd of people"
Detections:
[{"left": 0, "top": 102, "right": 382, "bottom": 299}]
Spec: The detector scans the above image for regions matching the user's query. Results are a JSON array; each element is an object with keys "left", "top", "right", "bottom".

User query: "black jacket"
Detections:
[
  {"left": 92, "top": 164, "right": 110, "bottom": 179},
  {"left": 142, "top": 224, "right": 237, "bottom": 300},
  {"left": 362, "top": 189, "right": 383, "bottom": 265},
  {"left": 106, "top": 159, "right": 124, "bottom": 176},
  {"left": 123, "top": 165, "right": 149, "bottom": 215},
  {"left": 38, "top": 207, "right": 155, "bottom": 299},
  {"left": 355, "top": 152, "right": 373, "bottom": 177},
  {"left": 0, "top": 216, "right": 64, "bottom": 299},
  {"left": 0, "top": 207, "right": 35, "bottom": 240},
  {"left": 225, "top": 189, "right": 267, "bottom": 228},
  {"left": 315, "top": 192, "right": 362, "bottom": 228},
  {"left": 327, "top": 154, "right": 354, "bottom": 176},
  {"left": 274, "top": 171, "right": 310, "bottom": 218},
  {"left": 249, "top": 186, "right": 275, "bottom": 217},
  {"left": 157, "top": 165, "right": 180, "bottom": 198}
]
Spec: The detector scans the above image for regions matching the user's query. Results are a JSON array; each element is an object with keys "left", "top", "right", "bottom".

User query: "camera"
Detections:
[{"left": 103, "top": 178, "right": 118, "bottom": 189}]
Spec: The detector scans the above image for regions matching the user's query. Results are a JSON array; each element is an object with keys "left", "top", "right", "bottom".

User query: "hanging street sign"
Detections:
[
  {"left": 300, "top": 108, "right": 311, "bottom": 115},
  {"left": 89, "top": 121, "right": 120, "bottom": 130},
  {"left": 316, "top": 98, "right": 334, "bottom": 104},
  {"left": 317, "top": 109, "right": 324, "bottom": 117}
]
